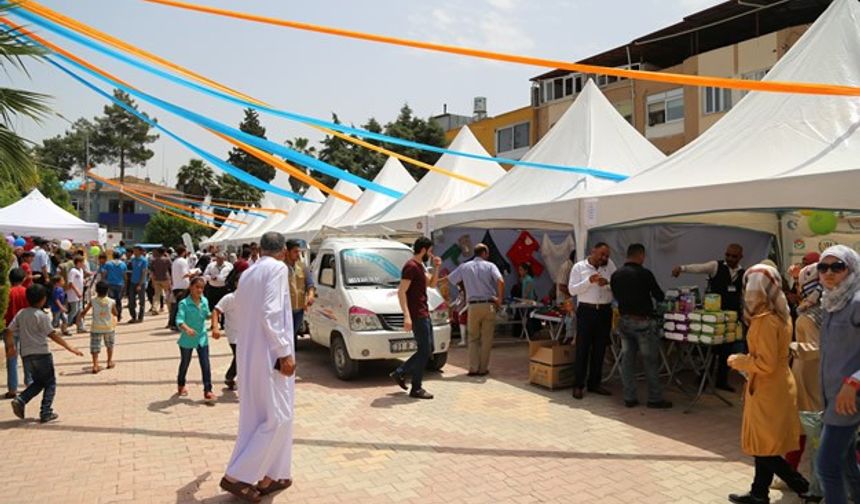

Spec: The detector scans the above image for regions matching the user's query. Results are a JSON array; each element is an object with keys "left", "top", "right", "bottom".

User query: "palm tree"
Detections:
[
  {"left": 176, "top": 158, "right": 217, "bottom": 196},
  {"left": 0, "top": 15, "right": 50, "bottom": 191}
]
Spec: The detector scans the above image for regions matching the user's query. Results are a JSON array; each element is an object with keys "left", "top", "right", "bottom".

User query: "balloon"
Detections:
[
  {"left": 798, "top": 209, "right": 814, "bottom": 217},
  {"left": 13, "top": 237, "right": 25, "bottom": 247},
  {"left": 89, "top": 245, "right": 101, "bottom": 257},
  {"left": 60, "top": 239, "right": 72, "bottom": 251},
  {"left": 4, "top": 236, "right": 13, "bottom": 246},
  {"left": 807, "top": 211, "right": 838, "bottom": 236}
]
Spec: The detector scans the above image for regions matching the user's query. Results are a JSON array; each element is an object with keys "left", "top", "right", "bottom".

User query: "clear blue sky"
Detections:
[{"left": 9, "top": 0, "right": 721, "bottom": 186}]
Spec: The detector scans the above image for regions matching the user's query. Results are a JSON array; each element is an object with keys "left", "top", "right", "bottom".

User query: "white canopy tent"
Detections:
[
  {"left": 434, "top": 80, "right": 665, "bottom": 230},
  {"left": 0, "top": 189, "right": 100, "bottom": 242},
  {"left": 290, "top": 180, "right": 363, "bottom": 242},
  {"left": 221, "top": 196, "right": 277, "bottom": 247},
  {"left": 541, "top": 0, "right": 860, "bottom": 236},
  {"left": 330, "top": 156, "right": 417, "bottom": 229},
  {"left": 267, "top": 186, "right": 325, "bottom": 237},
  {"left": 213, "top": 210, "right": 252, "bottom": 246},
  {"left": 355, "top": 126, "right": 506, "bottom": 236},
  {"left": 200, "top": 210, "right": 236, "bottom": 247}
]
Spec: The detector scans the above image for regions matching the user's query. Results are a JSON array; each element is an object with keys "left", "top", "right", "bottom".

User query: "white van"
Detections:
[{"left": 307, "top": 237, "right": 451, "bottom": 380}]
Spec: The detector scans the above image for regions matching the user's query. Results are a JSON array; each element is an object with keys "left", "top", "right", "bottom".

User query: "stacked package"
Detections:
[{"left": 663, "top": 310, "right": 742, "bottom": 344}]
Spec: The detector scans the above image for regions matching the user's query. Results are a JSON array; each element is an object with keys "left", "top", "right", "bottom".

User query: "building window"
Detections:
[
  {"left": 740, "top": 68, "right": 770, "bottom": 98},
  {"left": 703, "top": 87, "right": 732, "bottom": 114},
  {"left": 564, "top": 76, "right": 573, "bottom": 96},
  {"left": 646, "top": 89, "right": 684, "bottom": 127},
  {"left": 496, "top": 122, "right": 530, "bottom": 156},
  {"left": 109, "top": 199, "right": 135, "bottom": 214}
]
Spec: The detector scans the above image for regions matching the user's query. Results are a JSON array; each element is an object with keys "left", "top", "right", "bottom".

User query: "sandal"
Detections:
[
  {"left": 107, "top": 362, "right": 115, "bottom": 369},
  {"left": 219, "top": 477, "right": 261, "bottom": 503},
  {"left": 177, "top": 387, "right": 188, "bottom": 397},
  {"left": 257, "top": 478, "right": 292, "bottom": 496},
  {"left": 92, "top": 366, "right": 100, "bottom": 374}
]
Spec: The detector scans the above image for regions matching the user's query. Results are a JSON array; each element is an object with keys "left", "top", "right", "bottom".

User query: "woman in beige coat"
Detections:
[{"left": 726, "top": 264, "right": 810, "bottom": 504}]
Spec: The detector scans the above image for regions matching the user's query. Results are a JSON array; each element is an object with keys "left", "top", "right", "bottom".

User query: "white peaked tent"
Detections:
[
  {"left": 434, "top": 80, "right": 665, "bottom": 230},
  {"left": 216, "top": 211, "right": 252, "bottom": 246},
  {"left": 268, "top": 186, "right": 325, "bottom": 236},
  {"left": 356, "top": 126, "right": 506, "bottom": 235},
  {"left": 0, "top": 189, "right": 100, "bottom": 242},
  {"left": 267, "top": 171, "right": 297, "bottom": 214},
  {"left": 567, "top": 0, "right": 860, "bottom": 231},
  {"left": 330, "top": 157, "right": 417, "bottom": 229},
  {"left": 291, "top": 180, "right": 363, "bottom": 242},
  {"left": 222, "top": 195, "right": 275, "bottom": 246},
  {"left": 200, "top": 210, "right": 235, "bottom": 247}
]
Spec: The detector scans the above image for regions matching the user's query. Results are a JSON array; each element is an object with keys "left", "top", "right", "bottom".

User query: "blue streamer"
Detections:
[
  {"left": 13, "top": 8, "right": 627, "bottom": 182},
  {"left": 13, "top": 10, "right": 402, "bottom": 198},
  {"left": 41, "top": 53, "right": 316, "bottom": 203}
]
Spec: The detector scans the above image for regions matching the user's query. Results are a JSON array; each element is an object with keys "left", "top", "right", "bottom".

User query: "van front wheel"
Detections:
[{"left": 331, "top": 335, "right": 359, "bottom": 380}]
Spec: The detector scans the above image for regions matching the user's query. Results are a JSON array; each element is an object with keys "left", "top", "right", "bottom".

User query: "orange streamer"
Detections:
[
  {"left": 87, "top": 171, "right": 245, "bottom": 224},
  {"left": 143, "top": 0, "right": 860, "bottom": 97}
]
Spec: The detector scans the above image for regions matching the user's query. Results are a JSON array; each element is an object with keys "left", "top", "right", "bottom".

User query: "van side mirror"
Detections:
[{"left": 320, "top": 268, "right": 334, "bottom": 287}]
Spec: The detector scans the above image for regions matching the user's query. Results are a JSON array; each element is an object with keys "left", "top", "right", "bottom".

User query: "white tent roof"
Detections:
[
  {"left": 222, "top": 195, "right": 274, "bottom": 246},
  {"left": 200, "top": 210, "right": 234, "bottom": 246},
  {"left": 575, "top": 0, "right": 860, "bottom": 229},
  {"left": 215, "top": 211, "right": 252, "bottom": 245},
  {"left": 434, "top": 80, "right": 665, "bottom": 230},
  {"left": 330, "top": 157, "right": 417, "bottom": 229},
  {"left": 357, "top": 126, "right": 506, "bottom": 234},
  {"left": 0, "top": 189, "right": 100, "bottom": 242},
  {"left": 267, "top": 170, "right": 297, "bottom": 214},
  {"left": 291, "top": 180, "right": 363, "bottom": 241},
  {"left": 269, "top": 186, "right": 325, "bottom": 236}
]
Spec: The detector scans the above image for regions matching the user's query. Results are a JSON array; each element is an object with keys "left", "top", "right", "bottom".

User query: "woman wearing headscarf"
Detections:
[
  {"left": 816, "top": 245, "right": 860, "bottom": 504},
  {"left": 726, "top": 263, "right": 809, "bottom": 504}
]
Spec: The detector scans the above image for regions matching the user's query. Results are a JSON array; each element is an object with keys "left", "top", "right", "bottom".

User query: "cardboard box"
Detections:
[
  {"left": 528, "top": 339, "right": 575, "bottom": 366},
  {"left": 529, "top": 362, "right": 575, "bottom": 390}
]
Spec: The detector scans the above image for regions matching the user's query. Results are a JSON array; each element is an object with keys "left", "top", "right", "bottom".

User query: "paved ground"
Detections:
[{"left": 0, "top": 312, "right": 807, "bottom": 503}]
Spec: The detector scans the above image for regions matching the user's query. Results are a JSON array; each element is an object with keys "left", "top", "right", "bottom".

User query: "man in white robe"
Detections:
[{"left": 221, "top": 232, "right": 295, "bottom": 502}]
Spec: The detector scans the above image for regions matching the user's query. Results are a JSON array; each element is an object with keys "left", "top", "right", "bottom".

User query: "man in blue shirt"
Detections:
[
  {"left": 128, "top": 246, "right": 149, "bottom": 323},
  {"left": 99, "top": 252, "right": 127, "bottom": 323}
]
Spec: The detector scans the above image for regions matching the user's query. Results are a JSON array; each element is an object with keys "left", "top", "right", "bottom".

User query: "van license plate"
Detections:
[{"left": 390, "top": 339, "right": 417, "bottom": 353}]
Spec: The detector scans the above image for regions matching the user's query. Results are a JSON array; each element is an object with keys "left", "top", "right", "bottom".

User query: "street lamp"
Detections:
[{"left": 55, "top": 113, "right": 91, "bottom": 221}]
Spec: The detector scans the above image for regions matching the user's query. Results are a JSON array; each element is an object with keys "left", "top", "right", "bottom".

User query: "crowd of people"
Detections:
[{"left": 3, "top": 231, "right": 860, "bottom": 503}]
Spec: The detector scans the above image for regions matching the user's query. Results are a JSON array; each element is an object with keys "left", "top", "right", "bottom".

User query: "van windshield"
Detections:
[{"left": 341, "top": 248, "right": 412, "bottom": 288}]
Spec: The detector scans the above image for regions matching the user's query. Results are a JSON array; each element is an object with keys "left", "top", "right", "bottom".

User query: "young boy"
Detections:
[
  {"left": 4, "top": 268, "right": 29, "bottom": 398},
  {"left": 49, "top": 276, "right": 70, "bottom": 336},
  {"left": 211, "top": 281, "right": 239, "bottom": 390},
  {"left": 77, "top": 281, "right": 118, "bottom": 373},
  {"left": 6, "top": 284, "right": 83, "bottom": 423}
]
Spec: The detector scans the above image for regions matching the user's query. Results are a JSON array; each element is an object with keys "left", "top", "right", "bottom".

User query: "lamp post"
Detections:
[{"left": 55, "top": 113, "right": 91, "bottom": 221}]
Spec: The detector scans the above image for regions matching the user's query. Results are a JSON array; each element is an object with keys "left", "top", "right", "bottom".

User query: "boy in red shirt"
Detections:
[{"left": 4, "top": 268, "right": 29, "bottom": 398}]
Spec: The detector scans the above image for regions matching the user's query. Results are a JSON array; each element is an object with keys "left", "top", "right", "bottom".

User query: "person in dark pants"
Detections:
[
  {"left": 5, "top": 284, "right": 84, "bottom": 423},
  {"left": 169, "top": 246, "right": 192, "bottom": 331},
  {"left": 673, "top": 243, "right": 745, "bottom": 392},
  {"left": 390, "top": 237, "right": 440, "bottom": 400},
  {"left": 814, "top": 245, "right": 860, "bottom": 504},
  {"left": 127, "top": 246, "right": 149, "bottom": 323},
  {"left": 175, "top": 277, "right": 213, "bottom": 401},
  {"left": 568, "top": 243, "right": 616, "bottom": 400},
  {"left": 611, "top": 244, "right": 672, "bottom": 409}
]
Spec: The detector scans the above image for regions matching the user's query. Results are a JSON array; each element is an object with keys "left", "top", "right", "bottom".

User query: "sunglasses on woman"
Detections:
[{"left": 817, "top": 261, "right": 848, "bottom": 273}]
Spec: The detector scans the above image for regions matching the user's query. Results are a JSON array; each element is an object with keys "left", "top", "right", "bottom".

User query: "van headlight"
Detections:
[
  {"left": 349, "top": 306, "right": 382, "bottom": 331},
  {"left": 431, "top": 302, "right": 449, "bottom": 326}
]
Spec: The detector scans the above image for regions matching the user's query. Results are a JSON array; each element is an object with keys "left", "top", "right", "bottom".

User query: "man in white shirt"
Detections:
[
  {"left": 168, "top": 246, "right": 192, "bottom": 332},
  {"left": 66, "top": 256, "right": 86, "bottom": 333},
  {"left": 568, "top": 242, "right": 616, "bottom": 400},
  {"left": 203, "top": 252, "right": 233, "bottom": 310},
  {"left": 31, "top": 238, "right": 50, "bottom": 285}
]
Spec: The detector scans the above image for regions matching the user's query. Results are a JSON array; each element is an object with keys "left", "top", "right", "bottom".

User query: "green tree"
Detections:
[
  {"left": 382, "top": 104, "right": 445, "bottom": 181},
  {"left": 283, "top": 136, "right": 317, "bottom": 194},
  {"left": 351, "top": 117, "right": 386, "bottom": 180},
  {"left": 33, "top": 118, "right": 94, "bottom": 182},
  {"left": 38, "top": 169, "right": 76, "bottom": 214},
  {"left": 0, "top": 17, "right": 50, "bottom": 193},
  {"left": 176, "top": 158, "right": 216, "bottom": 197},
  {"left": 0, "top": 238, "right": 12, "bottom": 331},
  {"left": 318, "top": 113, "right": 358, "bottom": 188},
  {"left": 220, "top": 108, "right": 273, "bottom": 205},
  {"left": 89, "top": 89, "right": 158, "bottom": 234},
  {"left": 143, "top": 212, "right": 209, "bottom": 249}
]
